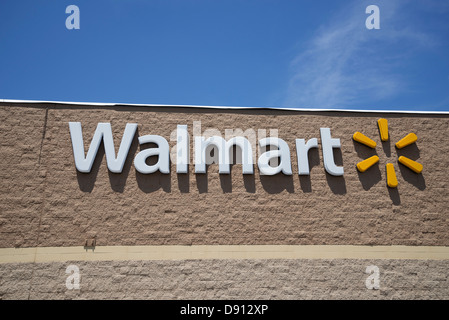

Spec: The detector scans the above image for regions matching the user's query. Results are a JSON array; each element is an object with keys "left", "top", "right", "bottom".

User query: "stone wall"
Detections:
[
  {"left": 1, "top": 103, "right": 448, "bottom": 248},
  {"left": 1, "top": 102, "right": 448, "bottom": 300},
  {"left": 1, "top": 259, "right": 448, "bottom": 300}
]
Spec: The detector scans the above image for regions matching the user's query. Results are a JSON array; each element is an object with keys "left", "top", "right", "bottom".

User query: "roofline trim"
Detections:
[{"left": 1, "top": 98, "right": 449, "bottom": 115}]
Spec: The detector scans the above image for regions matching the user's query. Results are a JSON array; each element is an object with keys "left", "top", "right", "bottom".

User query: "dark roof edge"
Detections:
[{"left": 1, "top": 99, "right": 449, "bottom": 115}]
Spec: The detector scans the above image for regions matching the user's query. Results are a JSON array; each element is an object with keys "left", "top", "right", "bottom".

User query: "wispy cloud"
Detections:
[{"left": 283, "top": 0, "right": 436, "bottom": 109}]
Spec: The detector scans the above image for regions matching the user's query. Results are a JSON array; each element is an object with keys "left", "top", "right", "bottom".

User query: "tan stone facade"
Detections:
[
  {"left": 1, "top": 102, "right": 448, "bottom": 247},
  {"left": 1, "top": 101, "right": 448, "bottom": 299},
  {"left": 2, "top": 259, "right": 449, "bottom": 300}
]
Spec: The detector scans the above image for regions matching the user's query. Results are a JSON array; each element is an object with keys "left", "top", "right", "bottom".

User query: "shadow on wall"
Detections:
[
  {"left": 77, "top": 162, "right": 348, "bottom": 195},
  {"left": 77, "top": 161, "right": 348, "bottom": 195},
  {"left": 109, "top": 132, "right": 140, "bottom": 193},
  {"left": 76, "top": 143, "right": 106, "bottom": 193},
  {"left": 77, "top": 130, "right": 139, "bottom": 193},
  {"left": 352, "top": 137, "right": 426, "bottom": 205},
  {"left": 298, "top": 148, "right": 320, "bottom": 193},
  {"left": 259, "top": 174, "right": 294, "bottom": 194},
  {"left": 216, "top": 169, "right": 256, "bottom": 193},
  {"left": 195, "top": 165, "right": 292, "bottom": 194},
  {"left": 353, "top": 139, "right": 382, "bottom": 191},
  {"left": 178, "top": 173, "right": 190, "bottom": 193},
  {"left": 396, "top": 143, "right": 426, "bottom": 191},
  {"left": 381, "top": 139, "right": 391, "bottom": 158},
  {"left": 135, "top": 140, "right": 171, "bottom": 193},
  {"left": 195, "top": 171, "right": 208, "bottom": 194},
  {"left": 326, "top": 148, "right": 346, "bottom": 195},
  {"left": 76, "top": 130, "right": 174, "bottom": 194},
  {"left": 387, "top": 179, "right": 401, "bottom": 206}
]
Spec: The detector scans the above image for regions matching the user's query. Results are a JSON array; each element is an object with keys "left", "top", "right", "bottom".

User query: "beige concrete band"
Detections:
[{"left": 1, "top": 245, "right": 449, "bottom": 264}]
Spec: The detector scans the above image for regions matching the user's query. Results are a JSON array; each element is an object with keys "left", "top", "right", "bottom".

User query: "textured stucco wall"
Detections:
[
  {"left": 1, "top": 259, "right": 448, "bottom": 300},
  {"left": 1, "top": 102, "right": 448, "bottom": 300},
  {"left": 1, "top": 103, "right": 448, "bottom": 248}
]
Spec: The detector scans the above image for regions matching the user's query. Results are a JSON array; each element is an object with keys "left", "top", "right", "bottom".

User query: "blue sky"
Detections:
[{"left": 0, "top": 0, "right": 448, "bottom": 111}]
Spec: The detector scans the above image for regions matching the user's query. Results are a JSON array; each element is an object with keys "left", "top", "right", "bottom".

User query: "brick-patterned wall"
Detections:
[
  {"left": 1, "top": 103, "right": 448, "bottom": 248},
  {"left": 1, "top": 259, "right": 448, "bottom": 300}
]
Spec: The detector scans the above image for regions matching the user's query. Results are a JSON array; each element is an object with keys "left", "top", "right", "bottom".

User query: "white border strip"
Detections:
[
  {"left": 1, "top": 245, "right": 449, "bottom": 263},
  {"left": 1, "top": 99, "right": 449, "bottom": 115}
]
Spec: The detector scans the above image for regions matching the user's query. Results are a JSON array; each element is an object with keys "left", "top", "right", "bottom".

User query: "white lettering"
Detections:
[
  {"left": 180, "top": 304, "right": 214, "bottom": 317},
  {"left": 194, "top": 136, "right": 253, "bottom": 174},
  {"left": 258, "top": 138, "right": 292, "bottom": 175},
  {"left": 134, "top": 135, "right": 170, "bottom": 174},
  {"left": 69, "top": 122, "right": 137, "bottom": 173},
  {"left": 175, "top": 125, "right": 189, "bottom": 173},
  {"left": 320, "top": 128, "right": 344, "bottom": 176},
  {"left": 296, "top": 138, "right": 318, "bottom": 175},
  {"left": 68, "top": 123, "right": 347, "bottom": 178}
]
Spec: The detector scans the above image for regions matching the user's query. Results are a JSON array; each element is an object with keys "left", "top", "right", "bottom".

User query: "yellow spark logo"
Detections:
[{"left": 353, "top": 119, "right": 423, "bottom": 188}]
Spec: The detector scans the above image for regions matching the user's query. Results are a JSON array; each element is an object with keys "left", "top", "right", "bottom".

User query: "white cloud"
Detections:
[{"left": 283, "top": 0, "right": 435, "bottom": 109}]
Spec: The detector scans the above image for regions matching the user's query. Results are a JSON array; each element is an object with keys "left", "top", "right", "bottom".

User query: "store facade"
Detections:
[{"left": 1, "top": 100, "right": 448, "bottom": 299}]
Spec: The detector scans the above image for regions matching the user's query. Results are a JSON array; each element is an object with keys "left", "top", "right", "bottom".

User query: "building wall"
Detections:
[
  {"left": 2, "top": 259, "right": 449, "bottom": 300},
  {"left": 1, "top": 102, "right": 448, "bottom": 299}
]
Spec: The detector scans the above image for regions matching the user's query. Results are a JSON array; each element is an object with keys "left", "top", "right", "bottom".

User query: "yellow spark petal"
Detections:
[
  {"left": 386, "top": 163, "right": 398, "bottom": 188},
  {"left": 395, "top": 133, "right": 417, "bottom": 149},
  {"left": 356, "top": 155, "right": 379, "bottom": 172},
  {"left": 353, "top": 132, "right": 377, "bottom": 148},
  {"left": 377, "top": 118, "right": 389, "bottom": 142},
  {"left": 398, "top": 156, "right": 423, "bottom": 173}
]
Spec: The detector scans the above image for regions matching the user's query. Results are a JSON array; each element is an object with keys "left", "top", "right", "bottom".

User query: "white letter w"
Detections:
[{"left": 69, "top": 122, "right": 137, "bottom": 173}]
